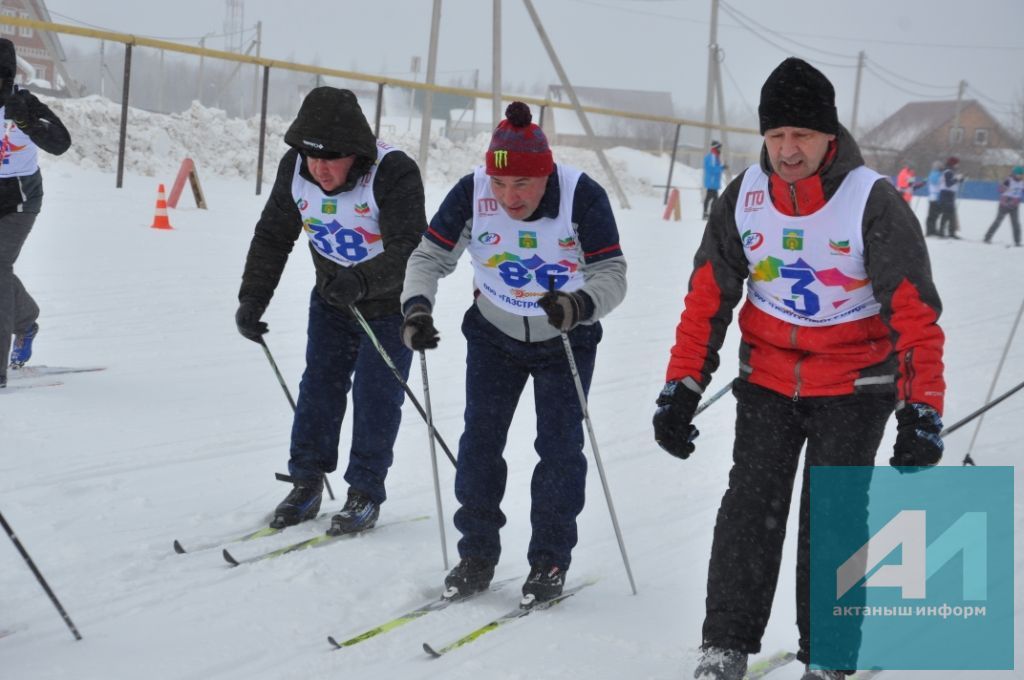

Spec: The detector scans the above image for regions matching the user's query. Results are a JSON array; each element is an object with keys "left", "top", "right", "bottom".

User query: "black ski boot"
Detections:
[
  {"left": 270, "top": 478, "right": 323, "bottom": 529},
  {"left": 694, "top": 646, "right": 748, "bottom": 680},
  {"left": 442, "top": 557, "right": 496, "bottom": 600},
  {"left": 520, "top": 563, "right": 566, "bottom": 607},
  {"left": 327, "top": 490, "right": 379, "bottom": 536},
  {"left": 800, "top": 668, "right": 845, "bottom": 680}
]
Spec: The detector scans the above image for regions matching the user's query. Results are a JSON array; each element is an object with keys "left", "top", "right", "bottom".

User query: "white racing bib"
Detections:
[
  {"left": 292, "top": 141, "right": 397, "bottom": 266},
  {"left": 734, "top": 164, "right": 882, "bottom": 326},
  {"left": 469, "top": 164, "right": 585, "bottom": 316}
]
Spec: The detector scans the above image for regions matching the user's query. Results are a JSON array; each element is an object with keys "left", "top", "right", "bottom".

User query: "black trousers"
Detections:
[
  {"left": 701, "top": 380, "right": 893, "bottom": 665},
  {"left": 703, "top": 188, "right": 719, "bottom": 218},
  {"left": 924, "top": 201, "right": 941, "bottom": 236},
  {"left": 984, "top": 204, "right": 1021, "bottom": 246}
]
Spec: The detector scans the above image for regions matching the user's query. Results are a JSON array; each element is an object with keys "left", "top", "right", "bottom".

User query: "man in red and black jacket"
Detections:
[{"left": 652, "top": 58, "right": 945, "bottom": 680}]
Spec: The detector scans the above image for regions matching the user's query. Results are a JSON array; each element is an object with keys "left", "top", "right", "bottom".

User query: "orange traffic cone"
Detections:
[{"left": 151, "top": 183, "right": 173, "bottom": 230}]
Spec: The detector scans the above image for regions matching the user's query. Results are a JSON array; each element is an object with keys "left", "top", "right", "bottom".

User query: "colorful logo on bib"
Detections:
[
  {"left": 478, "top": 198, "right": 499, "bottom": 216},
  {"left": 295, "top": 197, "right": 309, "bottom": 211},
  {"left": 321, "top": 199, "right": 337, "bottom": 215},
  {"left": 829, "top": 239, "right": 851, "bottom": 255},
  {"left": 782, "top": 229, "right": 804, "bottom": 251},
  {"left": 558, "top": 237, "right": 577, "bottom": 249},
  {"left": 519, "top": 231, "right": 538, "bottom": 248},
  {"left": 742, "top": 230, "right": 765, "bottom": 251},
  {"left": 484, "top": 252, "right": 578, "bottom": 291},
  {"left": 302, "top": 217, "right": 380, "bottom": 262},
  {"left": 354, "top": 202, "right": 370, "bottom": 216},
  {"left": 1, "top": 142, "right": 25, "bottom": 164},
  {"left": 751, "top": 255, "right": 870, "bottom": 318},
  {"left": 478, "top": 232, "right": 501, "bottom": 245}
]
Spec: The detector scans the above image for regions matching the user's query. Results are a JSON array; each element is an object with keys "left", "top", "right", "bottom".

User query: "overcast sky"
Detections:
[{"left": 45, "top": 0, "right": 1024, "bottom": 133}]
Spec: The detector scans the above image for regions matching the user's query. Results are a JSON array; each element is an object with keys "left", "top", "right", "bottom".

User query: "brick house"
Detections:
[
  {"left": 0, "top": 0, "right": 76, "bottom": 95},
  {"left": 860, "top": 99, "right": 1022, "bottom": 180}
]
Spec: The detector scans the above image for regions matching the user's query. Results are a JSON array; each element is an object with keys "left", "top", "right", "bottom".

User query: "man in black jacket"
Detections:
[
  {"left": 236, "top": 87, "right": 426, "bottom": 533},
  {"left": 0, "top": 38, "right": 71, "bottom": 388}
]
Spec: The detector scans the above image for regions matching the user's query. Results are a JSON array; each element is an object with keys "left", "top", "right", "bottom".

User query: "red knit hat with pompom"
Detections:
[{"left": 485, "top": 102, "right": 554, "bottom": 177}]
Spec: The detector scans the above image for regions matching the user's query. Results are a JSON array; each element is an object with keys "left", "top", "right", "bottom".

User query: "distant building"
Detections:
[
  {"left": 860, "top": 99, "right": 1022, "bottom": 180},
  {"left": 0, "top": 0, "right": 76, "bottom": 95},
  {"left": 544, "top": 84, "right": 676, "bottom": 153}
]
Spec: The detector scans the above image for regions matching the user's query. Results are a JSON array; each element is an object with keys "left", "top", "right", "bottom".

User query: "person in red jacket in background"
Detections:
[
  {"left": 652, "top": 58, "right": 945, "bottom": 680},
  {"left": 895, "top": 163, "right": 923, "bottom": 204}
]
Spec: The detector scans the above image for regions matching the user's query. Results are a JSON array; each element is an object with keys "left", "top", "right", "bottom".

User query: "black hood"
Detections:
[
  {"left": 0, "top": 39, "right": 14, "bottom": 79},
  {"left": 284, "top": 87, "right": 376, "bottom": 161}
]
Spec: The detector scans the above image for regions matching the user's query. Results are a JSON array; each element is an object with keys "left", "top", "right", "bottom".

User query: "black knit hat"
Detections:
[
  {"left": 758, "top": 58, "right": 839, "bottom": 135},
  {"left": 284, "top": 87, "right": 376, "bottom": 160}
]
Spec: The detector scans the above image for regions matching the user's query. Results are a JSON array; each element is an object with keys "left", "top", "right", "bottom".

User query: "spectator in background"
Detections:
[
  {"left": 0, "top": 38, "right": 72, "bottom": 388},
  {"left": 925, "top": 160, "right": 943, "bottom": 237},
  {"left": 703, "top": 140, "right": 726, "bottom": 220},
  {"left": 983, "top": 165, "right": 1024, "bottom": 247},
  {"left": 895, "top": 163, "right": 923, "bottom": 204},
  {"left": 937, "top": 156, "right": 964, "bottom": 239}
]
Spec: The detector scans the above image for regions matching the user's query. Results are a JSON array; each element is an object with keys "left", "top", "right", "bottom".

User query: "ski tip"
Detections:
[
  {"left": 423, "top": 642, "right": 442, "bottom": 658},
  {"left": 172, "top": 540, "right": 186, "bottom": 554},
  {"left": 222, "top": 548, "right": 240, "bottom": 566},
  {"left": 327, "top": 635, "right": 341, "bottom": 649}
]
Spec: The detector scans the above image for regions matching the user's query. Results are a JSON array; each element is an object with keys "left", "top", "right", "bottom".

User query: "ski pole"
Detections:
[
  {"left": 419, "top": 350, "right": 449, "bottom": 570},
  {"left": 694, "top": 381, "right": 733, "bottom": 417},
  {"left": 960, "top": 294, "right": 1024, "bottom": 465},
  {"left": 558, "top": 330, "right": 638, "bottom": 596},
  {"left": 941, "top": 377, "right": 1024, "bottom": 455},
  {"left": 347, "top": 305, "right": 457, "bottom": 467},
  {"left": 0, "top": 510, "right": 82, "bottom": 641},
  {"left": 257, "top": 337, "right": 335, "bottom": 501}
]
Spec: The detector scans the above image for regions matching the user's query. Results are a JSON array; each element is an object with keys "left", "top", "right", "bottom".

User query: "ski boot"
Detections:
[
  {"left": 694, "top": 646, "right": 748, "bottom": 680},
  {"left": 9, "top": 322, "right": 38, "bottom": 369},
  {"left": 269, "top": 478, "right": 323, "bottom": 529},
  {"left": 442, "top": 557, "right": 496, "bottom": 601},
  {"left": 520, "top": 563, "right": 566, "bottom": 608},
  {"left": 327, "top": 490, "right": 379, "bottom": 536},
  {"left": 801, "top": 668, "right": 845, "bottom": 680}
]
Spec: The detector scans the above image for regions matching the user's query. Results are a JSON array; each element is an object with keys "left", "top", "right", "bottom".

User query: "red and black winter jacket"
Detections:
[{"left": 665, "top": 126, "right": 945, "bottom": 413}]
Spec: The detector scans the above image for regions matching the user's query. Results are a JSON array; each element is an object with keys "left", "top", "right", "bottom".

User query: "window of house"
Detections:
[
  {"left": 17, "top": 10, "right": 30, "bottom": 37},
  {"left": 974, "top": 128, "right": 989, "bottom": 146},
  {"left": 949, "top": 126, "right": 965, "bottom": 145},
  {"left": 0, "top": 7, "right": 14, "bottom": 35}
]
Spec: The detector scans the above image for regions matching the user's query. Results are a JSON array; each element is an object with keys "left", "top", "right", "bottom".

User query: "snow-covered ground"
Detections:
[{"left": 0, "top": 102, "right": 1021, "bottom": 680}]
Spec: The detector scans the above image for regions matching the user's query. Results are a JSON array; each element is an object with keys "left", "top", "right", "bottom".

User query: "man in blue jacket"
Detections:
[{"left": 703, "top": 140, "right": 726, "bottom": 220}]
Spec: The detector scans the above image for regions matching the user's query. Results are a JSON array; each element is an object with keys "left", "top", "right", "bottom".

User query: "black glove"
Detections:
[
  {"left": 890, "top": 403, "right": 944, "bottom": 471},
  {"left": 235, "top": 300, "right": 268, "bottom": 343},
  {"left": 537, "top": 290, "right": 586, "bottom": 332},
  {"left": 323, "top": 267, "right": 366, "bottom": 308},
  {"left": 653, "top": 380, "right": 702, "bottom": 459},
  {"left": 4, "top": 90, "right": 34, "bottom": 129},
  {"left": 401, "top": 304, "right": 439, "bottom": 351}
]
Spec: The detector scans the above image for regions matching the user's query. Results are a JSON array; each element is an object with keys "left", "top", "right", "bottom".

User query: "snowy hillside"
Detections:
[{"left": 0, "top": 100, "right": 1021, "bottom": 680}]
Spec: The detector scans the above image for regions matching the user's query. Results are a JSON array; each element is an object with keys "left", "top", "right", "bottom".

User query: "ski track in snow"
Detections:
[{"left": 0, "top": 102, "right": 1021, "bottom": 679}]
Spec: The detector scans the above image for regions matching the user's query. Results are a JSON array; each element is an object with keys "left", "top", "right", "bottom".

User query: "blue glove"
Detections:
[
  {"left": 890, "top": 403, "right": 943, "bottom": 471},
  {"left": 653, "top": 380, "right": 701, "bottom": 459}
]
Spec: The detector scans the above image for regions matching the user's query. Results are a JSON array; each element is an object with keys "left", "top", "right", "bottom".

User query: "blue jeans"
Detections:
[
  {"left": 454, "top": 305, "right": 602, "bottom": 570},
  {"left": 288, "top": 289, "right": 412, "bottom": 505}
]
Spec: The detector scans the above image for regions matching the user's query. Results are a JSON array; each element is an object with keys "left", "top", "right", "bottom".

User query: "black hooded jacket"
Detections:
[
  {"left": 0, "top": 38, "right": 71, "bottom": 216},
  {"left": 238, "top": 88, "right": 426, "bottom": 319}
]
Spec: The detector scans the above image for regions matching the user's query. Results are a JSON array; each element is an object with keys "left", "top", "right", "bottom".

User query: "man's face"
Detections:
[
  {"left": 764, "top": 127, "right": 835, "bottom": 183},
  {"left": 306, "top": 155, "right": 356, "bottom": 192},
  {"left": 490, "top": 175, "right": 548, "bottom": 221}
]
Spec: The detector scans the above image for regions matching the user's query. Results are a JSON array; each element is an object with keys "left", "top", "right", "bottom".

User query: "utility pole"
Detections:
[
  {"left": 702, "top": 0, "right": 720, "bottom": 153},
  {"left": 406, "top": 56, "right": 420, "bottom": 132},
  {"left": 492, "top": 0, "right": 502, "bottom": 126},
  {"left": 158, "top": 49, "right": 165, "bottom": 112},
  {"left": 712, "top": 53, "right": 732, "bottom": 184},
  {"left": 197, "top": 35, "right": 206, "bottom": 103},
  {"left": 850, "top": 50, "right": 865, "bottom": 137},
  {"left": 472, "top": 68, "right": 479, "bottom": 130},
  {"left": 418, "top": 0, "right": 442, "bottom": 177},
  {"left": 252, "top": 21, "right": 262, "bottom": 118},
  {"left": 522, "top": 0, "right": 629, "bottom": 208},
  {"left": 99, "top": 40, "right": 105, "bottom": 97},
  {"left": 950, "top": 79, "right": 967, "bottom": 153}
]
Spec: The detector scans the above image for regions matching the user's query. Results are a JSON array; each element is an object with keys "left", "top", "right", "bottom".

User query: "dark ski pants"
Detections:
[
  {"left": 984, "top": 204, "right": 1021, "bottom": 245},
  {"left": 701, "top": 380, "right": 893, "bottom": 666},
  {"left": 924, "top": 201, "right": 941, "bottom": 236},
  {"left": 288, "top": 288, "right": 411, "bottom": 505},
  {"left": 0, "top": 212, "right": 38, "bottom": 380},
  {"left": 703, "top": 188, "right": 719, "bottom": 219},
  {"left": 453, "top": 305, "right": 601, "bottom": 570},
  {"left": 937, "top": 197, "right": 959, "bottom": 238}
]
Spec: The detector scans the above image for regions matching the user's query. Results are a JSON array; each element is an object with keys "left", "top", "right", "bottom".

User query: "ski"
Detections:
[
  {"left": 1, "top": 381, "right": 63, "bottom": 392},
  {"left": 8, "top": 366, "right": 105, "bottom": 379},
  {"left": 422, "top": 579, "right": 595, "bottom": 658},
  {"left": 744, "top": 650, "right": 797, "bottom": 679},
  {"left": 173, "top": 512, "right": 330, "bottom": 554},
  {"left": 326, "top": 577, "right": 517, "bottom": 650},
  {"left": 222, "top": 515, "right": 429, "bottom": 566}
]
